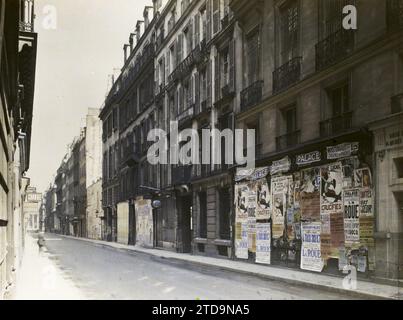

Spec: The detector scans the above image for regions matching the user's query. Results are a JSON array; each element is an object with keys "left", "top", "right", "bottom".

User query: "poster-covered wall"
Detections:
[
  {"left": 135, "top": 198, "right": 153, "bottom": 248},
  {"left": 234, "top": 142, "right": 375, "bottom": 274}
]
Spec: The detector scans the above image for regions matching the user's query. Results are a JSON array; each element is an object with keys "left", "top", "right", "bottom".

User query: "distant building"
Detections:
[
  {"left": 86, "top": 179, "right": 103, "bottom": 240},
  {"left": 24, "top": 187, "right": 42, "bottom": 232}
]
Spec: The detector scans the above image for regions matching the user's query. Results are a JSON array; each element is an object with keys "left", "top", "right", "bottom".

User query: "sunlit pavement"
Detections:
[
  {"left": 8, "top": 233, "right": 361, "bottom": 300},
  {"left": 12, "top": 233, "right": 85, "bottom": 300}
]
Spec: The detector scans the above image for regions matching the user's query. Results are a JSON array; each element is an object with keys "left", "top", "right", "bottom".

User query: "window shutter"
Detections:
[
  {"left": 229, "top": 38, "right": 235, "bottom": 92},
  {"left": 161, "top": 56, "right": 165, "bottom": 87},
  {"left": 177, "top": 35, "right": 183, "bottom": 65},
  {"left": 206, "top": 0, "right": 211, "bottom": 42},
  {"left": 194, "top": 13, "right": 200, "bottom": 46},
  {"left": 189, "top": 18, "right": 194, "bottom": 51},
  {"left": 206, "top": 59, "right": 212, "bottom": 108},
  {"left": 156, "top": 63, "right": 160, "bottom": 94},
  {"left": 213, "top": 0, "right": 220, "bottom": 35},
  {"left": 194, "top": 72, "right": 200, "bottom": 111},
  {"left": 165, "top": 51, "right": 170, "bottom": 81},
  {"left": 214, "top": 54, "right": 220, "bottom": 102}
]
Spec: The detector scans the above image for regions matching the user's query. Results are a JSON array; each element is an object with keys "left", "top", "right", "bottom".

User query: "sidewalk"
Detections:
[
  {"left": 10, "top": 233, "right": 85, "bottom": 300},
  {"left": 59, "top": 234, "right": 402, "bottom": 300}
]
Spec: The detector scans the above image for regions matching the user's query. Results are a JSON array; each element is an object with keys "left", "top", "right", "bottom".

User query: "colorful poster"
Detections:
[
  {"left": 135, "top": 199, "right": 153, "bottom": 248},
  {"left": 341, "top": 157, "right": 359, "bottom": 189},
  {"left": 320, "top": 162, "right": 343, "bottom": 214},
  {"left": 359, "top": 216, "right": 374, "bottom": 247},
  {"left": 256, "top": 223, "right": 271, "bottom": 265},
  {"left": 359, "top": 188, "right": 374, "bottom": 217},
  {"left": 235, "top": 222, "right": 248, "bottom": 259},
  {"left": 235, "top": 183, "right": 249, "bottom": 223},
  {"left": 354, "top": 168, "right": 372, "bottom": 188},
  {"left": 247, "top": 218, "right": 256, "bottom": 253},
  {"left": 330, "top": 212, "right": 345, "bottom": 249},
  {"left": 255, "top": 179, "right": 271, "bottom": 220},
  {"left": 300, "top": 167, "right": 321, "bottom": 220},
  {"left": 343, "top": 189, "right": 360, "bottom": 244},
  {"left": 247, "top": 182, "right": 257, "bottom": 218},
  {"left": 271, "top": 176, "right": 288, "bottom": 238},
  {"left": 301, "top": 222, "right": 324, "bottom": 272}
]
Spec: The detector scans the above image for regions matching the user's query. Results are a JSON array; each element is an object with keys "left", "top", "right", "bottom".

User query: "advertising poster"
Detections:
[
  {"left": 235, "top": 183, "right": 249, "bottom": 223},
  {"left": 135, "top": 199, "right": 153, "bottom": 248},
  {"left": 359, "top": 188, "right": 374, "bottom": 217},
  {"left": 301, "top": 222, "right": 324, "bottom": 272},
  {"left": 327, "top": 142, "right": 359, "bottom": 160},
  {"left": 271, "top": 176, "right": 288, "bottom": 239},
  {"left": 320, "top": 163, "right": 343, "bottom": 215},
  {"left": 270, "top": 156, "right": 291, "bottom": 175},
  {"left": 300, "top": 168, "right": 321, "bottom": 220},
  {"left": 354, "top": 168, "right": 372, "bottom": 188},
  {"left": 341, "top": 157, "right": 359, "bottom": 189},
  {"left": 248, "top": 218, "right": 256, "bottom": 253},
  {"left": 235, "top": 222, "right": 248, "bottom": 259},
  {"left": 247, "top": 182, "right": 257, "bottom": 219},
  {"left": 255, "top": 179, "right": 271, "bottom": 220},
  {"left": 255, "top": 223, "right": 271, "bottom": 265},
  {"left": 359, "top": 216, "right": 374, "bottom": 247},
  {"left": 343, "top": 189, "right": 360, "bottom": 244},
  {"left": 330, "top": 212, "right": 345, "bottom": 250}
]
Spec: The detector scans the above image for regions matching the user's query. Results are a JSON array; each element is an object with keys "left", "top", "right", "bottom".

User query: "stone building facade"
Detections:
[
  {"left": 0, "top": 0, "right": 37, "bottom": 298},
  {"left": 96, "top": 0, "right": 402, "bottom": 281}
]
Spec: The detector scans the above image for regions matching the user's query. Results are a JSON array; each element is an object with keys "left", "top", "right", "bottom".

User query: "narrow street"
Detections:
[{"left": 14, "top": 233, "right": 358, "bottom": 300}]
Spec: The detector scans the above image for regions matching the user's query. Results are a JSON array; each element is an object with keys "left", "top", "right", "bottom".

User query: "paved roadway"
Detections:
[{"left": 36, "top": 233, "right": 356, "bottom": 300}]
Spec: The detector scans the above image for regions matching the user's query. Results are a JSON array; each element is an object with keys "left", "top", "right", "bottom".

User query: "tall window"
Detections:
[
  {"left": 219, "top": 188, "right": 231, "bottom": 240},
  {"left": 280, "top": 0, "right": 299, "bottom": 64},
  {"left": 283, "top": 105, "right": 297, "bottom": 133},
  {"left": 212, "top": 0, "right": 220, "bottom": 35},
  {"left": 221, "top": 47, "right": 229, "bottom": 88},
  {"left": 321, "top": 0, "right": 350, "bottom": 39},
  {"left": 246, "top": 29, "right": 260, "bottom": 86},
  {"left": 200, "top": 68, "right": 207, "bottom": 102},
  {"left": 329, "top": 82, "right": 350, "bottom": 117}
]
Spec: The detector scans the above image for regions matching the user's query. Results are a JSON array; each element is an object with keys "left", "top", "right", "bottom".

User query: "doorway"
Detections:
[{"left": 180, "top": 195, "right": 193, "bottom": 253}]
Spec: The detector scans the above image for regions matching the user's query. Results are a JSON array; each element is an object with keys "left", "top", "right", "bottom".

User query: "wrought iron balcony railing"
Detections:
[
  {"left": 221, "top": 14, "right": 229, "bottom": 29},
  {"left": 387, "top": 0, "right": 403, "bottom": 31},
  {"left": 177, "top": 105, "right": 195, "bottom": 127},
  {"left": 276, "top": 130, "right": 301, "bottom": 151},
  {"left": 172, "top": 165, "right": 192, "bottom": 185},
  {"left": 316, "top": 29, "right": 354, "bottom": 71},
  {"left": 319, "top": 111, "right": 353, "bottom": 137},
  {"left": 392, "top": 93, "right": 403, "bottom": 114},
  {"left": 240, "top": 80, "right": 264, "bottom": 112},
  {"left": 168, "top": 43, "right": 204, "bottom": 84},
  {"left": 273, "top": 57, "right": 302, "bottom": 94}
]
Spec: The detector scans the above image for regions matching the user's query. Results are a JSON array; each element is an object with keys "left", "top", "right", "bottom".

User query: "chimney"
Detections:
[
  {"left": 123, "top": 44, "right": 129, "bottom": 63},
  {"left": 129, "top": 33, "right": 136, "bottom": 52},
  {"left": 136, "top": 20, "right": 144, "bottom": 41},
  {"left": 144, "top": 6, "right": 154, "bottom": 29}
]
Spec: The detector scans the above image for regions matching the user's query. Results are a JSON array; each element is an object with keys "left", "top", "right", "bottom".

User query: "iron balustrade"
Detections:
[
  {"left": 273, "top": 57, "right": 302, "bottom": 94},
  {"left": 387, "top": 0, "right": 403, "bottom": 31},
  {"left": 240, "top": 80, "right": 264, "bottom": 112},
  {"left": 276, "top": 130, "right": 301, "bottom": 151},
  {"left": 168, "top": 43, "right": 203, "bottom": 84},
  {"left": 315, "top": 29, "right": 354, "bottom": 71},
  {"left": 392, "top": 93, "right": 403, "bottom": 114},
  {"left": 221, "top": 14, "right": 229, "bottom": 29},
  {"left": 177, "top": 105, "right": 195, "bottom": 126},
  {"left": 319, "top": 111, "right": 353, "bottom": 137}
]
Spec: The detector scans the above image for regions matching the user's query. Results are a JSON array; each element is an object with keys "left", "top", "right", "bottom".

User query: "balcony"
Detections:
[
  {"left": 387, "top": 0, "right": 403, "bottom": 31},
  {"left": 392, "top": 93, "right": 403, "bottom": 114},
  {"left": 194, "top": 99, "right": 210, "bottom": 116},
  {"left": 240, "top": 80, "right": 264, "bottom": 112},
  {"left": 221, "top": 14, "right": 229, "bottom": 30},
  {"left": 192, "top": 164, "right": 211, "bottom": 180},
  {"left": 316, "top": 29, "right": 354, "bottom": 71},
  {"left": 121, "top": 143, "right": 140, "bottom": 168},
  {"left": 177, "top": 105, "right": 195, "bottom": 127},
  {"left": 172, "top": 165, "right": 192, "bottom": 185},
  {"left": 273, "top": 57, "right": 302, "bottom": 94},
  {"left": 168, "top": 43, "right": 203, "bottom": 84},
  {"left": 320, "top": 112, "right": 353, "bottom": 137},
  {"left": 276, "top": 130, "right": 301, "bottom": 151}
]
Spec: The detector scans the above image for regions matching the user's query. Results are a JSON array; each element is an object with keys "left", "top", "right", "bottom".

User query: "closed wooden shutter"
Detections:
[
  {"left": 229, "top": 39, "right": 235, "bottom": 92},
  {"left": 206, "top": 0, "right": 211, "bottom": 42},
  {"left": 206, "top": 59, "right": 212, "bottom": 108},
  {"left": 194, "top": 13, "right": 200, "bottom": 46},
  {"left": 214, "top": 54, "right": 220, "bottom": 102},
  {"left": 194, "top": 72, "right": 200, "bottom": 110}
]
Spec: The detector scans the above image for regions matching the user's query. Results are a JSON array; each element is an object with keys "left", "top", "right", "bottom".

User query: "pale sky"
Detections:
[{"left": 28, "top": 0, "right": 150, "bottom": 193}]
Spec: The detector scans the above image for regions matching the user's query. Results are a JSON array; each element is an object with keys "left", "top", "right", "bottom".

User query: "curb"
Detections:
[{"left": 55, "top": 234, "right": 398, "bottom": 300}]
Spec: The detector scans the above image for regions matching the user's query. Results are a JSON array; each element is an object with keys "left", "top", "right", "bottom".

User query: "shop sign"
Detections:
[
  {"left": 270, "top": 157, "right": 291, "bottom": 175},
  {"left": 383, "top": 125, "right": 403, "bottom": 150},
  {"left": 327, "top": 142, "right": 359, "bottom": 160},
  {"left": 296, "top": 151, "right": 321, "bottom": 166}
]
